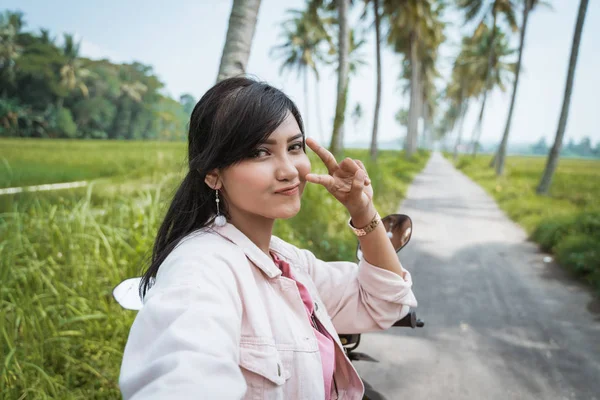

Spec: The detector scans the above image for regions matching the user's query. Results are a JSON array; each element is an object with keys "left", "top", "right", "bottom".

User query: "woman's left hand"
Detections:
[{"left": 304, "top": 138, "right": 374, "bottom": 218}]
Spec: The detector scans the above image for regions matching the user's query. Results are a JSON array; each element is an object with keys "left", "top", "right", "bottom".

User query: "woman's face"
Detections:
[{"left": 219, "top": 112, "right": 311, "bottom": 223}]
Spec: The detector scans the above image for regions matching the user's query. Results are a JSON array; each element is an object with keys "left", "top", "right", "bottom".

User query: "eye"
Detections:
[
  {"left": 250, "top": 148, "right": 269, "bottom": 158},
  {"left": 289, "top": 142, "right": 303, "bottom": 152}
]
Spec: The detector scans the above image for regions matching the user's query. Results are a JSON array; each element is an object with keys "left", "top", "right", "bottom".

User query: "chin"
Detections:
[{"left": 273, "top": 203, "right": 301, "bottom": 220}]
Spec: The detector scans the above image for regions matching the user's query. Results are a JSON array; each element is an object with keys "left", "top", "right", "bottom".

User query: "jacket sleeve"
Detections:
[
  {"left": 119, "top": 251, "right": 245, "bottom": 400},
  {"left": 297, "top": 248, "right": 417, "bottom": 334}
]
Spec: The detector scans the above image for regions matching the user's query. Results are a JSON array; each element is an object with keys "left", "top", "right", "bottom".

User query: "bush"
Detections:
[
  {"left": 456, "top": 157, "right": 472, "bottom": 169},
  {"left": 54, "top": 108, "right": 78, "bottom": 138},
  {"left": 555, "top": 234, "right": 600, "bottom": 291},
  {"left": 532, "top": 216, "right": 574, "bottom": 252},
  {"left": 532, "top": 211, "right": 600, "bottom": 251}
]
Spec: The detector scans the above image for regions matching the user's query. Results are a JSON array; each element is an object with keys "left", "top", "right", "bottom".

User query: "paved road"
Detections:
[{"left": 355, "top": 152, "right": 600, "bottom": 400}]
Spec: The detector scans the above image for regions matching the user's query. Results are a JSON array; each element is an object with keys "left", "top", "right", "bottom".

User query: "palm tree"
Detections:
[
  {"left": 347, "top": 30, "right": 368, "bottom": 75},
  {"left": 330, "top": 0, "right": 350, "bottom": 155},
  {"left": 399, "top": 55, "right": 442, "bottom": 151},
  {"left": 458, "top": 0, "right": 518, "bottom": 156},
  {"left": 419, "top": 16, "right": 445, "bottom": 150},
  {"left": 216, "top": 0, "right": 262, "bottom": 82},
  {"left": 325, "top": 28, "right": 368, "bottom": 140},
  {"left": 362, "top": 0, "right": 383, "bottom": 160},
  {"left": 446, "top": 45, "right": 476, "bottom": 161},
  {"left": 398, "top": 1, "right": 445, "bottom": 152},
  {"left": 384, "top": 0, "right": 442, "bottom": 158},
  {"left": 109, "top": 71, "right": 148, "bottom": 139},
  {"left": 272, "top": 8, "right": 331, "bottom": 139},
  {"left": 463, "top": 25, "right": 516, "bottom": 156},
  {"left": 306, "top": 0, "right": 358, "bottom": 154},
  {"left": 494, "top": 0, "right": 543, "bottom": 175},
  {"left": 39, "top": 28, "right": 55, "bottom": 45},
  {"left": 0, "top": 11, "right": 25, "bottom": 98},
  {"left": 57, "top": 34, "right": 91, "bottom": 108},
  {"left": 537, "top": 0, "right": 588, "bottom": 194}
]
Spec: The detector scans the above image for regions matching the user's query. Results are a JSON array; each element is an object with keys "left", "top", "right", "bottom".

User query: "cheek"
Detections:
[
  {"left": 296, "top": 154, "right": 311, "bottom": 178},
  {"left": 222, "top": 164, "right": 271, "bottom": 196}
]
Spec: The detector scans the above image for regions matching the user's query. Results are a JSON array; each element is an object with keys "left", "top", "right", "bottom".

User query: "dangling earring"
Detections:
[{"left": 214, "top": 189, "right": 227, "bottom": 227}]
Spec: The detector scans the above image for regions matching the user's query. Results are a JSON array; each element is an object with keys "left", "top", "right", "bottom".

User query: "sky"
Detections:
[{"left": 5, "top": 0, "right": 600, "bottom": 147}]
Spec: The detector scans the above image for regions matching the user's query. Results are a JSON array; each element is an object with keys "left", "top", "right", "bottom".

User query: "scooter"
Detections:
[
  {"left": 344, "top": 213, "right": 424, "bottom": 400},
  {"left": 112, "top": 214, "right": 423, "bottom": 399}
]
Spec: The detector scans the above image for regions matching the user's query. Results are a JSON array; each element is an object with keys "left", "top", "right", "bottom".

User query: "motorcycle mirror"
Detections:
[
  {"left": 112, "top": 277, "right": 144, "bottom": 311},
  {"left": 356, "top": 214, "right": 413, "bottom": 261}
]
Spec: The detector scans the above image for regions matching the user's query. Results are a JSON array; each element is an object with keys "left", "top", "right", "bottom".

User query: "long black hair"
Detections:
[{"left": 140, "top": 77, "right": 304, "bottom": 297}]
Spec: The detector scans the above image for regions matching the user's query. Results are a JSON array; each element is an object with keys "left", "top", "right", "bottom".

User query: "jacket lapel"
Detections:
[{"left": 212, "top": 223, "right": 282, "bottom": 279}]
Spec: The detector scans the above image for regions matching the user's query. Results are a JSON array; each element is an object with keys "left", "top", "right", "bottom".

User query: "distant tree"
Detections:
[
  {"left": 575, "top": 136, "right": 593, "bottom": 157},
  {"left": 531, "top": 136, "right": 548, "bottom": 155},
  {"left": 351, "top": 102, "right": 363, "bottom": 135},
  {"left": 593, "top": 141, "right": 600, "bottom": 158},
  {"left": 179, "top": 93, "right": 196, "bottom": 115},
  {"left": 0, "top": 10, "right": 25, "bottom": 97}
]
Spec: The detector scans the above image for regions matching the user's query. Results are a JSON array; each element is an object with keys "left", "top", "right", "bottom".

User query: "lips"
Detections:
[{"left": 275, "top": 184, "right": 300, "bottom": 195}]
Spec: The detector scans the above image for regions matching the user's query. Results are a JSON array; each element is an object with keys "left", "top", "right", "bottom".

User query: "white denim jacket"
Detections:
[{"left": 119, "top": 223, "right": 417, "bottom": 399}]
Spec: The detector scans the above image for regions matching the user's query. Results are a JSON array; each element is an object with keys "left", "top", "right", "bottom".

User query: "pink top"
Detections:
[{"left": 271, "top": 252, "right": 337, "bottom": 399}]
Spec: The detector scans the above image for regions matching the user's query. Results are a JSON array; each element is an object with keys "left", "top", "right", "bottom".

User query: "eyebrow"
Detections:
[{"left": 262, "top": 133, "right": 303, "bottom": 145}]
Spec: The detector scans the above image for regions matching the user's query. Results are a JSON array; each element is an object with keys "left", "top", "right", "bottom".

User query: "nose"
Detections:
[{"left": 275, "top": 153, "right": 299, "bottom": 182}]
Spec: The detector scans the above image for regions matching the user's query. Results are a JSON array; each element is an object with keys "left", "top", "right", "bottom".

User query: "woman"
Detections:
[{"left": 119, "top": 77, "right": 417, "bottom": 399}]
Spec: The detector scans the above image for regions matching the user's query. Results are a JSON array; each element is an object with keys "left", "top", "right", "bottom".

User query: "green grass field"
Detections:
[
  {"left": 0, "top": 138, "right": 430, "bottom": 399},
  {"left": 0, "top": 138, "right": 188, "bottom": 189},
  {"left": 452, "top": 154, "right": 600, "bottom": 293}
]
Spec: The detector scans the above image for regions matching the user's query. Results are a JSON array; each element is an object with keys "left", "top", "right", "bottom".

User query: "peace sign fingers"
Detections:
[{"left": 305, "top": 138, "right": 339, "bottom": 175}]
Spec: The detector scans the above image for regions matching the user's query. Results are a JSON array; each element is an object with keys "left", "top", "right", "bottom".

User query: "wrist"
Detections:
[{"left": 349, "top": 203, "right": 377, "bottom": 229}]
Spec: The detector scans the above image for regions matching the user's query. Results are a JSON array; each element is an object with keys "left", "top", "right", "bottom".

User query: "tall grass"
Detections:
[
  {"left": 452, "top": 155, "right": 600, "bottom": 293},
  {"left": 1, "top": 144, "right": 430, "bottom": 399}
]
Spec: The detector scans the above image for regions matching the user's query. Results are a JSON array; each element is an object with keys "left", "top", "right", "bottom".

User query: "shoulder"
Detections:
[{"left": 153, "top": 229, "right": 247, "bottom": 290}]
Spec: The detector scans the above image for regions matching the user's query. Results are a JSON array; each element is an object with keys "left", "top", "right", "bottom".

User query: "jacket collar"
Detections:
[{"left": 212, "top": 223, "right": 283, "bottom": 279}]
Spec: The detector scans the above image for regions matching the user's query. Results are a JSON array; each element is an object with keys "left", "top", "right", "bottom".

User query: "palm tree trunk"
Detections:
[
  {"left": 406, "top": 32, "right": 419, "bottom": 158},
  {"left": 489, "top": 152, "right": 497, "bottom": 167},
  {"left": 216, "top": 0, "right": 262, "bottom": 82},
  {"left": 471, "top": 10, "right": 497, "bottom": 157},
  {"left": 423, "top": 102, "right": 430, "bottom": 150},
  {"left": 471, "top": 91, "right": 488, "bottom": 157},
  {"left": 537, "top": 0, "right": 588, "bottom": 194},
  {"left": 495, "top": 1, "right": 531, "bottom": 175},
  {"left": 453, "top": 100, "right": 468, "bottom": 162},
  {"left": 416, "top": 82, "right": 424, "bottom": 149},
  {"left": 330, "top": 0, "right": 350, "bottom": 155},
  {"left": 370, "top": 0, "right": 382, "bottom": 160}
]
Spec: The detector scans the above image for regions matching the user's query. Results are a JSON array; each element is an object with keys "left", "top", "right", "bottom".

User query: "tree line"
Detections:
[{"left": 0, "top": 11, "right": 196, "bottom": 141}]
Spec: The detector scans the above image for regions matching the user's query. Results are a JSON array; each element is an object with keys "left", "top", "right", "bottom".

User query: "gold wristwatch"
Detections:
[{"left": 348, "top": 212, "right": 381, "bottom": 237}]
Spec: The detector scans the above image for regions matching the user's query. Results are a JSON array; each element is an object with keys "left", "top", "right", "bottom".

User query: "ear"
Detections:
[{"left": 204, "top": 169, "right": 222, "bottom": 190}]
